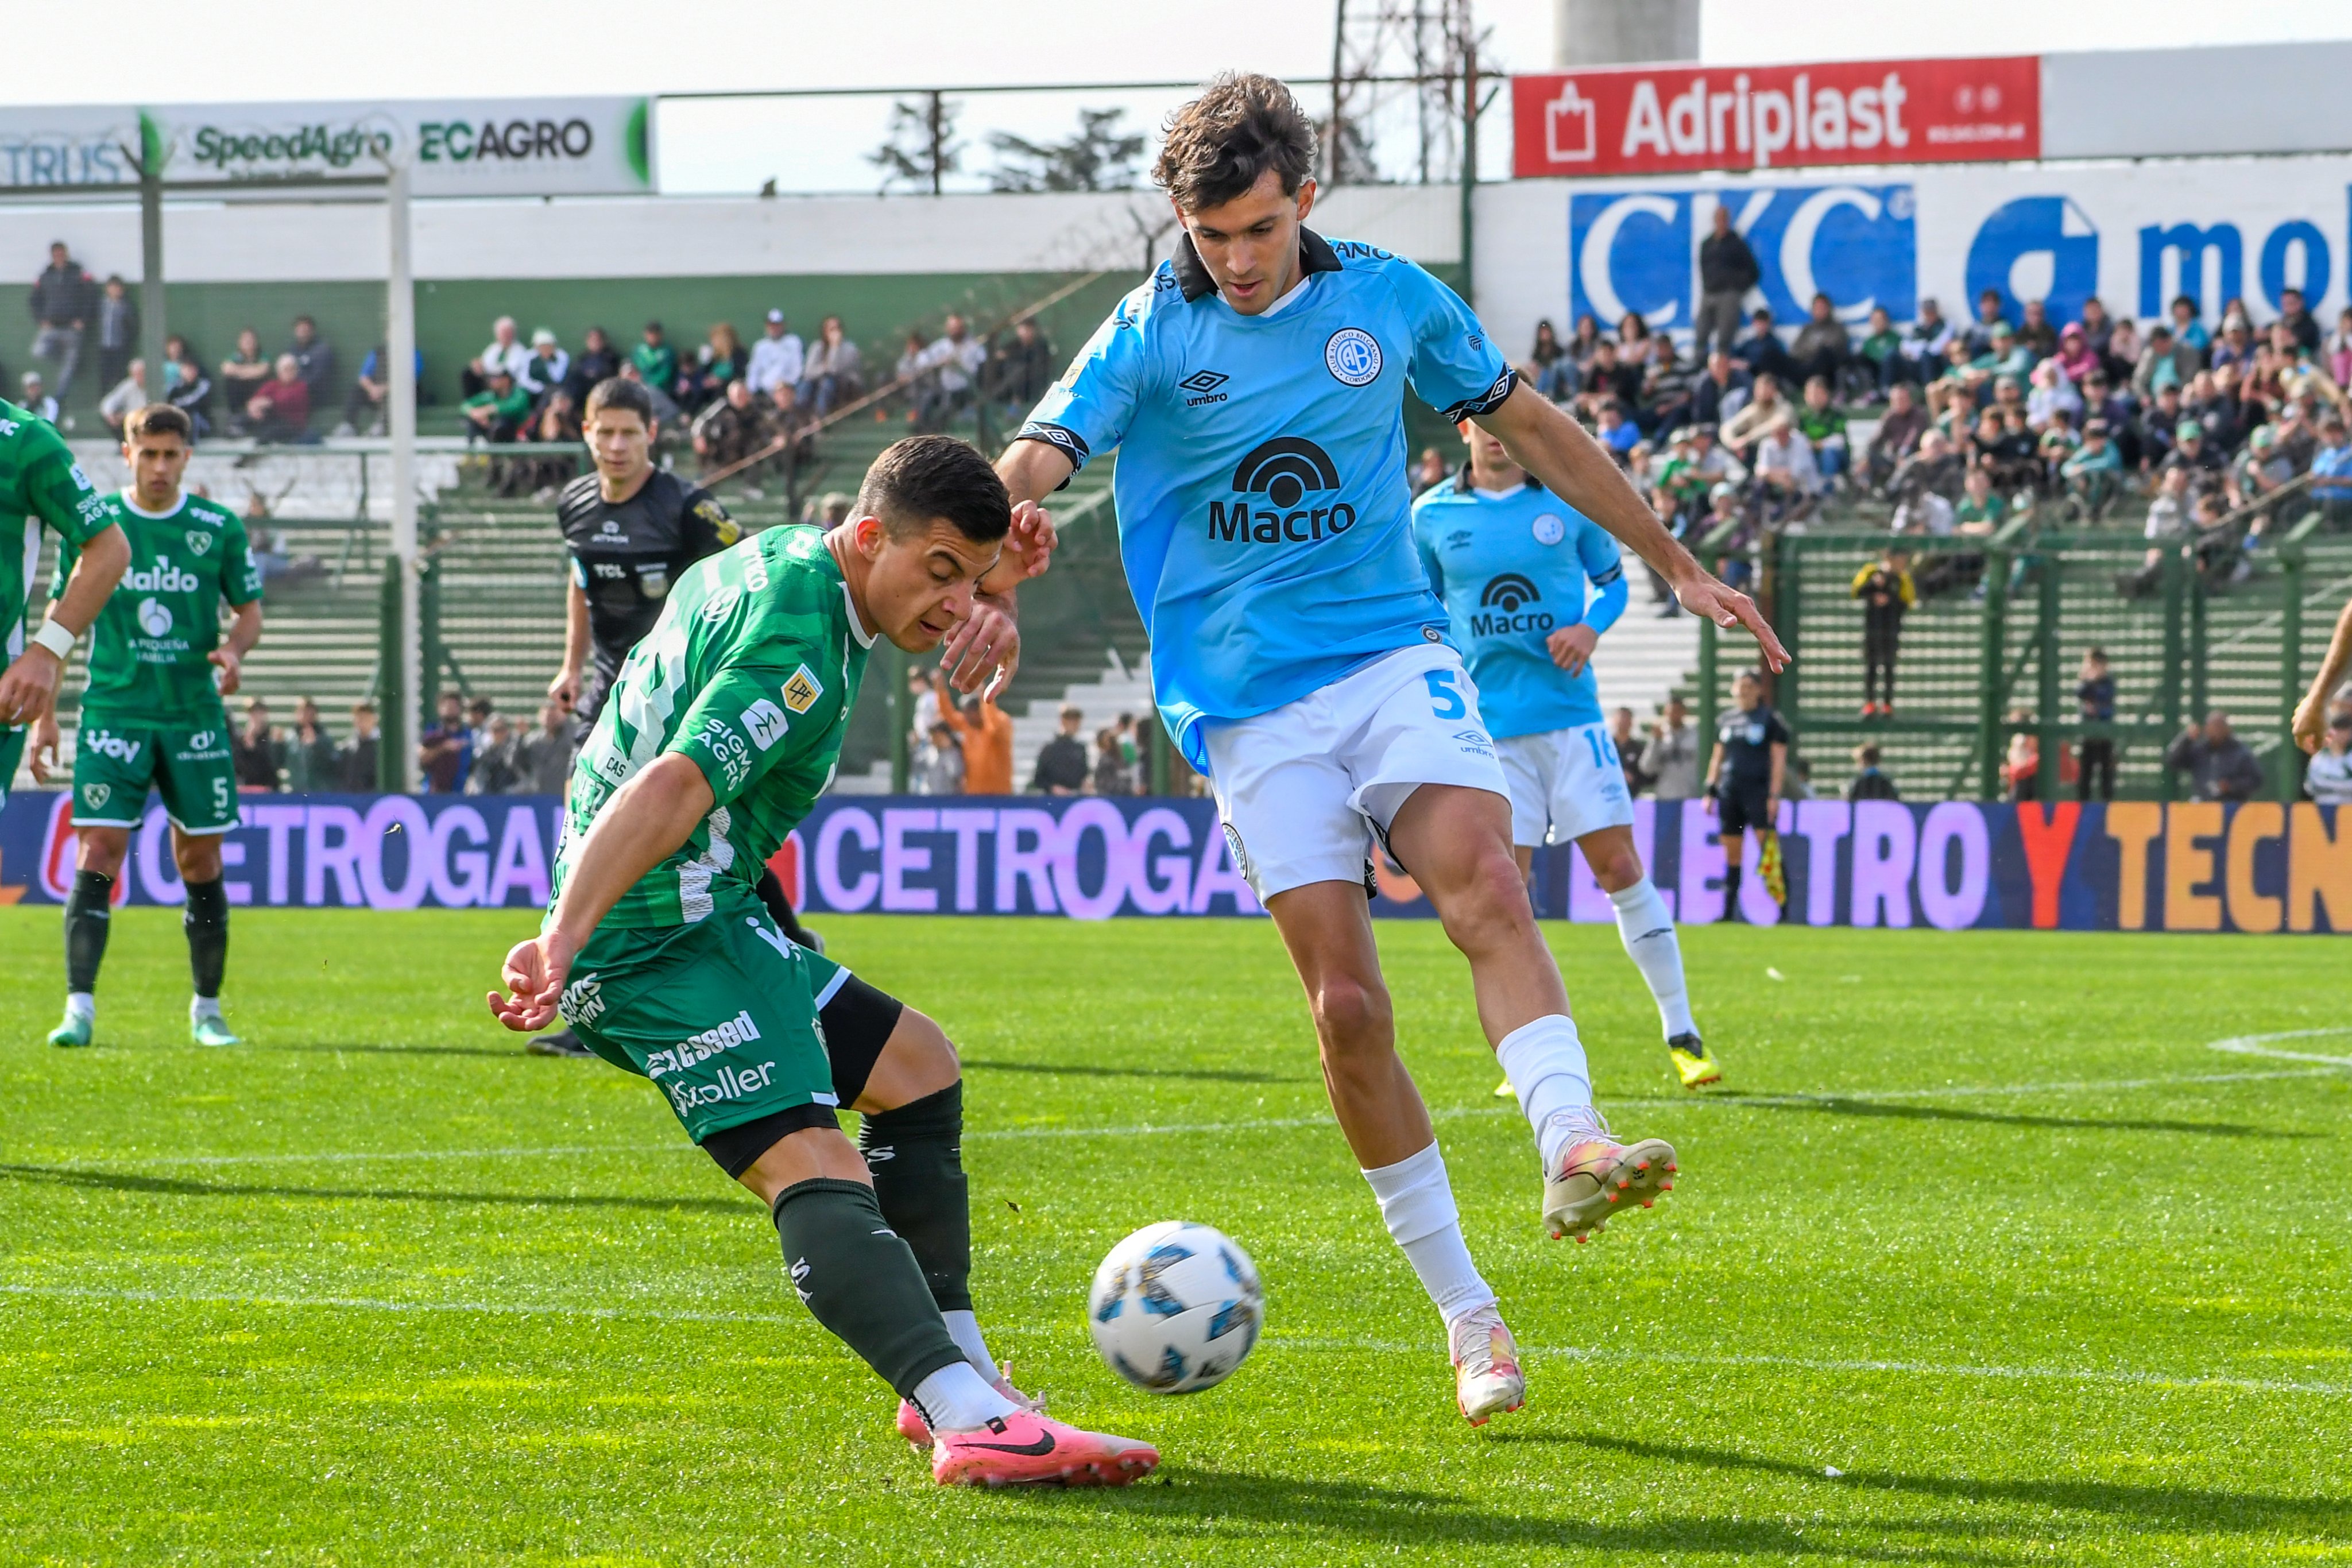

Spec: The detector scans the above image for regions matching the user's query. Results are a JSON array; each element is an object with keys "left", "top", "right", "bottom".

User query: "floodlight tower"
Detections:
[{"left": 1325, "top": 0, "right": 1484, "bottom": 189}]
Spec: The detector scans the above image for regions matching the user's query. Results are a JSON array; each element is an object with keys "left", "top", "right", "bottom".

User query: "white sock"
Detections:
[
  {"left": 1360, "top": 1141, "right": 1495, "bottom": 1326},
  {"left": 1609, "top": 878, "right": 1696, "bottom": 1039},
  {"left": 910, "top": 1358, "right": 1020, "bottom": 1434},
  {"left": 191, "top": 996, "right": 223, "bottom": 1023},
  {"left": 1494, "top": 1014, "right": 1602, "bottom": 1173},
  {"left": 66, "top": 992, "right": 94, "bottom": 1023},
  {"left": 941, "top": 1308, "right": 999, "bottom": 1383}
]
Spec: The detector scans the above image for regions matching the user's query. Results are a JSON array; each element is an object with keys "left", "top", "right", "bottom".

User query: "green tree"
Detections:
[
  {"left": 869, "top": 95, "right": 964, "bottom": 195},
  {"left": 987, "top": 108, "right": 1147, "bottom": 194}
]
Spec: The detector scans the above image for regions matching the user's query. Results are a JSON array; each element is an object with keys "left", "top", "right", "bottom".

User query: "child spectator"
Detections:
[
  {"left": 2076, "top": 648, "right": 2117, "bottom": 801},
  {"left": 1703, "top": 670, "right": 1789, "bottom": 920},
  {"left": 1846, "top": 744, "right": 1900, "bottom": 801},
  {"left": 1955, "top": 466, "right": 2006, "bottom": 536},
  {"left": 1090, "top": 728, "right": 1132, "bottom": 796},
  {"left": 1851, "top": 546, "right": 1916, "bottom": 718},
  {"left": 1795, "top": 375, "right": 1847, "bottom": 483}
]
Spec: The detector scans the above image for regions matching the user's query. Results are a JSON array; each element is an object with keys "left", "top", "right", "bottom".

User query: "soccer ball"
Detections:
[{"left": 1087, "top": 1221, "right": 1263, "bottom": 1394}]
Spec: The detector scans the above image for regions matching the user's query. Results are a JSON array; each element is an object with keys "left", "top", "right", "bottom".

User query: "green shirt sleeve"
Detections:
[
  {"left": 664, "top": 661, "right": 811, "bottom": 807},
  {"left": 222, "top": 513, "right": 264, "bottom": 606},
  {"left": 22, "top": 420, "right": 112, "bottom": 548}
]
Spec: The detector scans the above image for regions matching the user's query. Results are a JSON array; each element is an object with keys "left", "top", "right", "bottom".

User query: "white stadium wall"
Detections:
[{"left": 1473, "top": 154, "right": 2352, "bottom": 367}]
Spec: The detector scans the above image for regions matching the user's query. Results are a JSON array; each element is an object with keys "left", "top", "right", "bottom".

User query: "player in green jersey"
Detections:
[
  {"left": 0, "top": 395, "right": 129, "bottom": 804},
  {"left": 488, "top": 436, "right": 1155, "bottom": 1486},
  {"left": 30, "top": 404, "right": 264, "bottom": 1048}
]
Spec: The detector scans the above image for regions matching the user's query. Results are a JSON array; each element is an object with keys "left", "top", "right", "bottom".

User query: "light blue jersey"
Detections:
[
  {"left": 1019, "top": 227, "right": 1517, "bottom": 768},
  {"left": 1410, "top": 471, "right": 1626, "bottom": 740}
]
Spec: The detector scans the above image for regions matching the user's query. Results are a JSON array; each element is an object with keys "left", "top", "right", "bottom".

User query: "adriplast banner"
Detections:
[
  {"left": 1519, "top": 154, "right": 2352, "bottom": 342},
  {"left": 1514, "top": 56, "right": 2040, "bottom": 179},
  {"left": 4, "top": 792, "right": 2349, "bottom": 934}
]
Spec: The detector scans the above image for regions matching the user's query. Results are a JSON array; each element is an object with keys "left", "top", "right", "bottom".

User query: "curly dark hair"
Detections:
[{"left": 1153, "top": 72, "right": 1318, "bottom": 212}]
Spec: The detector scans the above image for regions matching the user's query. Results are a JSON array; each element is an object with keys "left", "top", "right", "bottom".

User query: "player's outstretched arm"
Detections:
[
  {"left": 488, "top": 753, "right": 715, "bottom": 1032},
  {"left": 1475, "top": 385, "right": 1789, "bottom": 672},
  {"left": 0, "top": 522, "right": 127, "bottom": 726}
]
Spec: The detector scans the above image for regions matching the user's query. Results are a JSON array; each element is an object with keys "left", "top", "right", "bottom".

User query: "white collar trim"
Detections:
[
  {"left": 117, "top": 489, "right": 187, "bottom": 520},
  {"left": 839, "top": 579, "right": 879, "bottom": 648}
]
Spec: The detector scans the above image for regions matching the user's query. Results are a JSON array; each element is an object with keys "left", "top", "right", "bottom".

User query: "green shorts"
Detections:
[
  {"left": 71, "top": 717, "right": 239, "bottom": 834},
  {"left": 562, "top": 907, "right": 843, "bottom": 1145},
  {"left": 0, "top": 726, "right": 23, "bottom": 812}
]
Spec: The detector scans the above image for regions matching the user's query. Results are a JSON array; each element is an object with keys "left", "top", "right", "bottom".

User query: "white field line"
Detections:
[
  {"left": 34, "top": 1062, "right": 2345, "bottom": 1172},
  {"left": 2207, "top": 1027, "right": 2352, "bottom": 1066},
  {"left": 0, "top": 1280, "right": 2342, "bottom": 1400}
]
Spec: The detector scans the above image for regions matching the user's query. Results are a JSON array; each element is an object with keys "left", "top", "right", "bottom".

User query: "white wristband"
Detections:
[{"left": 29, "top": 617, "right": 76, "bottom": 660}]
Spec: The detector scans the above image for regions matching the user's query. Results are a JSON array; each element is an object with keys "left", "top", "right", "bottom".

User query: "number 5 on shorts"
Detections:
[
  {"left": 213, "top": 778, "right": 231, "bottom": 817},
  {"left": 1424, "top": 669, "right": 1467, "bottom": 721}
]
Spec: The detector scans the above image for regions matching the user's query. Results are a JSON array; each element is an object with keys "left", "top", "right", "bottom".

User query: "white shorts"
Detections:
[
  {"left": 1200, "top": 644, "right": 1508, "bottom": 901},
  {"left": 1495, "top": 723, "right": 1635, "bottom": 849}
]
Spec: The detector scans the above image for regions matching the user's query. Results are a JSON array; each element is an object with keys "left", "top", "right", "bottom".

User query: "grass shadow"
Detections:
[
  {"left": 962, "top": 1058, "right": 1307, "bottom": 1086},
  {"left": 1539, "top": 1434, "right": 2352, "bottom": 1538},
  {"left": 0, "top": 1164, "right": 741, "bottom": 1215},
  {"left": 1007, "top": 1466, "right": 2018, "bottom": 1562},
  {"left": 1711, "top": 1093, "right": 2307, "bottom": 1140}
]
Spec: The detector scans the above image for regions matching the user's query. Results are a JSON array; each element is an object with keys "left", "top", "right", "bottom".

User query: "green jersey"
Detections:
[
  {"left": 55, "top": 489, "right": 260, "bottom": 725},
  {"left": 556, "top": 524, "right": 873, "bottom": 930},
  {"left": 0, "top": 397, "right": 114, "bottom": 669}
]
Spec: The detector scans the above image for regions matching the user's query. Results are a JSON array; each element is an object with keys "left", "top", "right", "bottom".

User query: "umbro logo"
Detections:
[{"left": 1179, "top": 369, "right": 1230, "bottom": 408}]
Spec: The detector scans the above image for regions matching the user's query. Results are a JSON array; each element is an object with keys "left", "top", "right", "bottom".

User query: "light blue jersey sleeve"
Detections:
[
  {"left": 1387, "top": 260, "right": 1518, "bottom": 423},
  {"left": 1017, "top": 284, "right": 1155, "bottom": 477},
  {"left": 1575, "top": 522, "right": 1627, "bottom": 634}
]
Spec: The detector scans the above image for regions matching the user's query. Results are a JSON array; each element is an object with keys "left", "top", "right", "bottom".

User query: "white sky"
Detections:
[{"left": 1, "top": 0, "right": 2347, "bottom": 193}]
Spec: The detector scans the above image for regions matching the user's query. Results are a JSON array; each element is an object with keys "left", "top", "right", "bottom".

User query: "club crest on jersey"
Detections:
[
  {"left": 1324, "top": 327, "right": 1382, "bottom": 386},
  {"left": 83, "top": 783, "right": 110, "bottom": 808},
  {"left": 780, "top": 664, "right": 825, "bottom": 714},
  {"left": 1532, "top": 513, "right": 1566, "bottom": 546},
  {"left": 185, "top": 529, "right": 214, "bottom": 556}
]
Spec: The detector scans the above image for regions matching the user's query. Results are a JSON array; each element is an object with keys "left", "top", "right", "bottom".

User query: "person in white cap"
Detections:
[{"left": 747, "top": 308, "right": 806, "bottom": 411}]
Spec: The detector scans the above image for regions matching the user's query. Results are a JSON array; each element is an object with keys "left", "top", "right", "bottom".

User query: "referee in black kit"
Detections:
[{"left": 526, "top": 375, "right": 822, "bottom": 1058}]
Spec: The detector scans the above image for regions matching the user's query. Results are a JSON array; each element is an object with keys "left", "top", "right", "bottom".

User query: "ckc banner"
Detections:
[
  {"left": 0, "top": 98, "right": 652, "bottom": 196},
  {"left": 1514, "top": 56, "right": 2040, "bottom": 179},
  {"left": 1536, "top": 154, "right": 2352, "bottom": 339},
  {"left": 4, "top": 792, "right": 2347, "bottom": 932}
]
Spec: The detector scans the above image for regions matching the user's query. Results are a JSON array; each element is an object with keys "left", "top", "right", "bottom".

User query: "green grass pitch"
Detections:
[{"left": 0, "top": 907, "right": 2346, "bottom": 1565}]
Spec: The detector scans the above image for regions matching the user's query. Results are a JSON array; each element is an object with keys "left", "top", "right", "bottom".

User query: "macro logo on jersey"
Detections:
[
  {"left": 1473, "top": 573, "right": 1554, "bottom": 636},
  {"left": 1177, "top": 369, "right": 1229, "bottom": 408},
  {"left": 1210, "top": 438, "right": 1355, "bottom": 545},
  {"left": 1324, "top": 328, "right": 1383, "bottom": 386}
]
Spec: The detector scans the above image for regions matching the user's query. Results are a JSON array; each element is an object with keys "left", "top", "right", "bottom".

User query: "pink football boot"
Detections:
[{"left": 931, "top": 1411, "right": 1159, "bottom": 1488}]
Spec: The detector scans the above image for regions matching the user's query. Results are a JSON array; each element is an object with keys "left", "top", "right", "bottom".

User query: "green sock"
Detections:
[
  {"left": 769, "top": 1178, "right": 968, "bottom": 1399},
  {"left": 64, "top": 869, "right": 113, "bottom": 993},
  {"left": 183, "top": 877, "right": 229, "bottom": 1000},
  {"left": 857, "top": 1082, "right": 973, "bottom": 1314}
]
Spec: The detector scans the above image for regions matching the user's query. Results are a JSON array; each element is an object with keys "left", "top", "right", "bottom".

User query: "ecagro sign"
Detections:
[{"left": 0, "top": 98, "right": 652, "bottom": 195}]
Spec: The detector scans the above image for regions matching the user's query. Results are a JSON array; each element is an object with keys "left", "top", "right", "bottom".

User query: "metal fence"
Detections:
[{"left": 1695, "top": 504, "right": 2352, "bottom": 803}]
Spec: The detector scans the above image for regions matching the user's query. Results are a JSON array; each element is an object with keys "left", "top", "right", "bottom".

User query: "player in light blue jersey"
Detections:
[
  {"left": 999, "top": 75, "right": 1785, "bottom": 1427},
  {"left": 1413, "top": 420, "right": 1722, "bottom": 1092}
]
